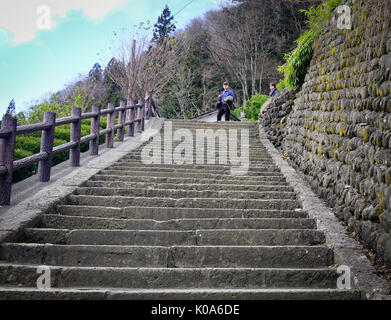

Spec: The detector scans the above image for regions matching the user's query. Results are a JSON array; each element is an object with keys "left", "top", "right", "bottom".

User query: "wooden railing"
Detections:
[{"left": 0, "top": 92, "right": 160, "bottom": 205}]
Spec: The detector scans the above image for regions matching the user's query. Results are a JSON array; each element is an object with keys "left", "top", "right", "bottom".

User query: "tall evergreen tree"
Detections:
[
  {"left": 153, "top": 5, "right": 176, "bottom": 43},
  {"left": 89, "top": 63, "right": 103, "bottom": 81},
  {"left": 6, "top": 99, "right": 16, "bottom": 116},
  {"left": 103, "top": 58, "right": 123, "bottom": 106}
]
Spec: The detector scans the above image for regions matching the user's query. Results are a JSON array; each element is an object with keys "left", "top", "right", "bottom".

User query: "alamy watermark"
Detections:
[
  {"left": 337, "top": 265, "right": 352, "bottom": 290},
  {"left": 36, "top": 266, "right": 51, "bottom": 290},
  {"left": 335, "top": 5, "right": 352, "bottom": 30},
  {"left": 140, "top": 122, "right": 250, "bottom": 176}
]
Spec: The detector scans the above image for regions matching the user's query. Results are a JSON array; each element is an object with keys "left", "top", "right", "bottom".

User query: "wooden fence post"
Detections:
[
  {"left": 117, "top": 101, "right": 126, "bottom": 141},
  {"left": 70, "top": 107, "right": 81, "bottom": 167},
  {"left": 106, "top": 103, "right": 115, "bottom": 148},
  {"left": 38, "top": 112, "right": 56, "bottom": 182},
  {"left": 128, "top": 100, "right": 136, "bottom": 137},
  {"left": 0, "top": 115, "right": 17, "bottom": 205},
  {"left": 90, "top": 105, "right": 101, "bottom": 155},
  {"left": 139, "top": 98, "right": 145, "bottom": 132}
]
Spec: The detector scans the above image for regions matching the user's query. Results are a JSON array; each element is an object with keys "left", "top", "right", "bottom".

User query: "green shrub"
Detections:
[
  {"left": 232, "top": 94, "right": 269, "bottom": 122},
  {"left": 54, "top": 126, "right": 71, "bottom": 141},
  {"left": 15, "top": 136, "right": 42, "bottom": 154},
  {"left": 278, "top": 0, "right": 343, "bottom": 88},
  {"left": 14, "top": 148, "right": 34, "bottom": 161},
  {"left": 12, "top": 119, "right": 110, "bottom": 183},
  {"left": 13, "top": 149, "right": 37, "bottom": 183}
]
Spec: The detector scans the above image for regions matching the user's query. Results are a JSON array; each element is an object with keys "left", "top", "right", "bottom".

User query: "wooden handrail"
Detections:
[{"left": 0, "top": 95, "right": 160, "bottom": 205}]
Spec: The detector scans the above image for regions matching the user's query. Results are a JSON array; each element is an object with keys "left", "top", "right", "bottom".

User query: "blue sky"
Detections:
[{"left": 0, "top": 0, "right": 220, "bottom": 116}]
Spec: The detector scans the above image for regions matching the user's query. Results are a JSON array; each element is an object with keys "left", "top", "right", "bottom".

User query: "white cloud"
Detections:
[{"left": 0, "top": 0, "right": 127, "bottom": 44}]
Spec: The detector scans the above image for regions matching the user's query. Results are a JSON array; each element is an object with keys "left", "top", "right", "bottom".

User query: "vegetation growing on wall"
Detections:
[{"left": 278, "top": 0, "right": 343, "bottom": 88}]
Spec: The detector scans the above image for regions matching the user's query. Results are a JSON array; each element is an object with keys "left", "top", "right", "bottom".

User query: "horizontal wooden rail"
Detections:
[
  {"left": 56, "top": 116, "right": 79, "bottom": 126},
  {"left": 53, "top": 141, "right": 78, "bottom": 155},
  {"left": 0, "top": 166, "right": 7, "bottom": 175},
  {"left": 0, "top": 129, "right": 12, "bottom": 139},
  {"left": 13, "top": 152, "right": 48, "bottom": 171},
  {"left": 0, "top": 93, "right": 160, "bottom": 205},
  {"left": 16, "top": 122, "right": 52, "bottom": 135},
  {"left": 80, "top": 134, "right": 97, "bottom": 144}
]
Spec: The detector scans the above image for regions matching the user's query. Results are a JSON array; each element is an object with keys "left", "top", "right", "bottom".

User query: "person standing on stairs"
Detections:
[{"left": 216, "top": 82, "right": 235, "bottom": 122}]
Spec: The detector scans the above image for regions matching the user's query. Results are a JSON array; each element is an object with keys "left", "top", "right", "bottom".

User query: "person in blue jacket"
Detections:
[
  {"left": 216, "top": 82, "right": 235, "bottom": 121},
  {"left": 269, "top": 82, "right": 279, "bottom": 98}
]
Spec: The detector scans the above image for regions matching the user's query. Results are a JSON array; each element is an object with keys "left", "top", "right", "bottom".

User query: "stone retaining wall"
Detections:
[
  {"left": 262, "top": 0, "right": 391, "bottom": 265},
  {"left": 259, "top": 89, "right": 299, "bottom": 149}
]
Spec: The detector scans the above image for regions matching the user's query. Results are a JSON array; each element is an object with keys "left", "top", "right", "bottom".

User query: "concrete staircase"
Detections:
[{"left": 0, "top": 120, "right": 361, "bottom": 299}]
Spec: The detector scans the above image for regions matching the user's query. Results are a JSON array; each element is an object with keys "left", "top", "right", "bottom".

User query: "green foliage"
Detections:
[
  {"left": 278, "top": 0, "right": 343, "bottom": 88},
  {"left": 232, "top": 94, "right": 269, "bottom": 122},
  {"left": 276, "top": 79, "right": 288, "bottom": 92},
  {"left": 19, "top": 95, "right": 84, "bottom": 125},
  {"left": 13, "top": 149, "right": 37, "bottom": 183},
  {"left": 24, "top": 95, "right": 71, "bottom": 124},
  {"left": 15, "top": 136, "right": 43, "bottom": 154}
]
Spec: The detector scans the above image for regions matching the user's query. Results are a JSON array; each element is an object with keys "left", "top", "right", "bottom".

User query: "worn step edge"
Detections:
[
  {"left": 100, "top": 169, "right": 285, "bottom": 179},
  {"left": 74, "top": 187, "right": 297, "bottom": 200},
  {"left": 54, "top": 205, "right": 309, "bottom": 220},
  {"left": 91, "top": 175, "right": 288, "bottom": 185},
  {"left": 40, "top": 215, "right": 316, "bottom": 230},
  {"left": 23, "top": 228, "right": 325, "bottom": 246},
  {"left": 84, "top": 181, "right": 294, "bottom": 192},
  {"left": 0, "top": 287, "right": 362, "bottom": 300},
  {"left": 66, "top": 195, "right": 301, "bottom": 210},
  {"left": 0, "top": 244, "right": 334, "bottom": 268},
  {"left": 0, "top": 263, "right": 340, "bottom": 289}
]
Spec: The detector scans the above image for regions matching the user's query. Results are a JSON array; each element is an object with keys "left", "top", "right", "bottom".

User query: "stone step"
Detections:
[
  {"left": 119, "top": 156, "right": 271, "bottom": 163},
  {"left": 108, "top": 162, "right": 278, "bottom": 172},
  {"left": 120, "top": 157, "right": 275, "bottom": 165},
  {"left": 119, "top": 157, "right": 275, "bottom": 164},
  {"left": 169, "top": 124, "right": 258, "bottom": 129},
  {"left": 170, "top": 122, "right": 257, "bottom": 127},
  {"left": 108, "top": 164, "right": 281, "bottom": 173},
  {"left": 67, "top": 195, "right": 301, "bottom": 210},
  {"left": 124, "top": 150, "right": 270, "bottom": 156},
  {"left": 0, "top": 243, "right": 333, "bottom": 268},
  {"left": 169, "top": 126, "right": 259, "bottom": 131},
  {"left": 156, "top": 136, "right": 261, "bottom": 142},
  {"left": 0, "top": 263, "right": 340, "bottom": 289},
  {"left": 0, "top": 287, "right": 361, "bottom": 300},
  {"left": 169, "top": 125, "right": 258, "bottom": 129},
  {"left": 84, "top": 181, "right": 294, "bottom": 193},
  {"left": 100, "top": 170, "right": 285, "bottom": 180},
  {"left": 91, "top": 174, "right": 288, "bottom": 185},
  {"left": 41, "top": 215, "right": 316, "bottom": 230},
  {"left": 74, "top": 187, "right": 297, "bottom": 201},
  {"left": 24, "top": 229, "right": 325, "bottom": 246},
  {"left": 135, "top": 144, "right": 262, "bottom": 150},
  {"left": 55, "top": 205, "right": 309, "bottom": 220},
  {"left": 125, "top": 143, "right": 265, "bottom": 149}
]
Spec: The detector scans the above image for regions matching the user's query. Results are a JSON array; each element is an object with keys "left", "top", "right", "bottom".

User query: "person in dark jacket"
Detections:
[
  {"left": 269, "top": 82, "right": 279, "bottom": 98},
  {"left": 216, "top": 82, "right": 235, "bottom": 121}
]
